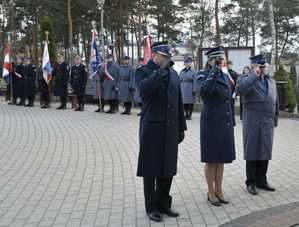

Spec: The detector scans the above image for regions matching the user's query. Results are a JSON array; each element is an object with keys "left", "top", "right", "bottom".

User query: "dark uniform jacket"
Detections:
[
  {"left": 13, "top": 63, "right": 24, "bottom": 94},
  {"left": 70, "top": 64, "right": 88, "bottom": 96},
  {"left": 135, "top": 59, "right": 187, "bottom": 178},
  {"left": 197, "top": 67, "right": 236, "bottom": 163},
  {"left": 38, "top": 65, "right": 52, "bottom": 94},
  {"left": 236, "top": 72, "right": 279, "bottom": 160},
  {"left": 53, "top": 61, "right": 69, "bottom": 97},
  {"left": 22, "top": 64, "right": 36, "bottom": 97}
]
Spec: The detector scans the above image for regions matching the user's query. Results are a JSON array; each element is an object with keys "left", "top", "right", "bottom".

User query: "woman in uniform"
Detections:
[{"left": 197, "top": 46, "right": 236, "bottom": 206}]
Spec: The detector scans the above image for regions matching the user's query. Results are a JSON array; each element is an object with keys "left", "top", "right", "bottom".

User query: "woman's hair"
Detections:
[
  {"left": 204, "top": 58, "right": 214, "bottom": 70},
  {"left": 243, "top": 66, "right": 250, "bottom": 74}
]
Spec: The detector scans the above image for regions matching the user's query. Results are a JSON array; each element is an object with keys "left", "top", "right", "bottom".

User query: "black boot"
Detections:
[
  {"left": 110, "top": 105, "right": 116, "bottom": 114},
  {"left": 121, "top": 103, "right": 128, "bottom": 115},
  {"left": 126, "top": 102, "right": 131, "bottom": 115},
  {"left": 43, "top": 101, "right": 49, "bottom": 109},
  {"left": 105, "top": 104, "right": 112, "bottom": 113},
  {"left": 61, "top": 97, "right": 67, "bottom": 110},
  {"left": 74, "top": 104, "right": 81, "bottom": 111},
  {"left": 80, "top": 102, "right": 85, "bottom": 111},
  {"left": 57, "top": 97, "right": 63, "bottom": 109},
  {"left": 187, "top": 104, "right": 193, "bottom": 120},
  {"left": 25, "top": 97, "right": 31, "bottom": 107},
  {"left": 17, "top": 96, "right": 25, "bottom": 106},
  {"left": 29, "top": 96, "right": 35, "bottom": 107}
]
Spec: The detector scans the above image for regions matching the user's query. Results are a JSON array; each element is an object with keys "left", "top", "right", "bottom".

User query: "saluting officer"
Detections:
[
  {"left": 38, "top": 62, "right": 52, "bottom": 108},
  {"left": 92, "top": 57, "right": 105, "bottom": 112},
  {"left": 100, "top": 54, "right": 119, "bottom": 114},
  {"left": 133, "top": 57, "right": 144, "bottom": 116},
  {"left": 15, "top": 56, "right": 25, "bottom": 106},
  {"left": 22, "top": 58, "right": 37, "bottom": 107},
  {"left": 179, "top": 57, "right": 197, "bottom": 120},
  {"left": 135, "top": 41, "right": 187, "bottom": 222},
  {"left": 70, "top": 55, "right": 88, "bottom": 111},
  {"left": 119, "top": 56, "right": 134, "bottom": 115},
  {"left": 236, "top": 54, "right": 279, "bottom": 195},
  {"left": 53, "top": 54, "right": 70, "bottom": 110}
]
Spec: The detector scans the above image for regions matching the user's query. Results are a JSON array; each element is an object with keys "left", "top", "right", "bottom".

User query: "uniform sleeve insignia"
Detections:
[
  {"left": 196, "top": 74, "right": 205, "bottom": 80},
  {"left": 67, "top": 66, "right": 70, "bottom": 70}
]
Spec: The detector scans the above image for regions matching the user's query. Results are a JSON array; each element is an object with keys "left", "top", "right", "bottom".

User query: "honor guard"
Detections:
[
  {"left": 92, "top": 57, "right": 105, "bottom": 112},
  {"left": 38, "top": 63, "right": 52, "bottom": 108},
  {"left": 100, "top": 54, "right": 119, "bottom": 114},
  {"left": 236, "top": 54, "right": 279, "bottom": 195},
  {"left": 53, "top": 54, "right": 70, "bottom": 110},
  {"left": 135, "top": 41, "right": 187, "bottom": 222},
  {"left": 133, "top": 57, "right": 144, "bottom": 116},
  {"left": 15, "top": 57, "right": 25, "bottom": 106},
  {"left": 22, "top": 58, "right": 37, "bottom": 107},
  {"left": 7, "top": 56, "right": 16, "bottom": 105},
  {"left": 119, "top": 56, "right": 134, "bottom": 115},
  {"left": 179, "top": 57, "right": 197, "bottom": 120},
  {"left": 70, "top": 55, "right": 88, "bottom": 111}
]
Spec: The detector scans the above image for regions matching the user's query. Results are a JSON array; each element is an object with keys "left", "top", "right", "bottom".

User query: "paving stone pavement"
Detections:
[{"left": 0, "top": 96, "right": 298, "bottom": 227}]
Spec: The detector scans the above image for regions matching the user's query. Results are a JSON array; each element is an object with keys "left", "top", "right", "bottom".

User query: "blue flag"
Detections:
[{"left": 90, "top": 30, "right": 102, "bottom": 78}]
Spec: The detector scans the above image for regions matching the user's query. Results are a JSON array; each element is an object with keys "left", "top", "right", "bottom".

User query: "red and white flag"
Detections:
[
  {"left": 222, "top": 58, "right": 235, "bottom": 87},
  {"left": 143, "top": 35, "right": 153, "bottom": 64},
  {"left": 2, "top": 46, "right": 12, "bottom": 85}
]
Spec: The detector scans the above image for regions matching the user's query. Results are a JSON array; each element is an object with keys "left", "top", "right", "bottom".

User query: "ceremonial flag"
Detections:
[
  {"left": 143, "top": 35, "right": 153, "bottom": 64},
  {"left": 42, "top": 40, "right": 52, "bottom": 84},
  {"left": 2, "top": 46, "right": 11, "bottom": 85},
  {"left": 90, "top": 29, "right": 102, "bottom": 79}
]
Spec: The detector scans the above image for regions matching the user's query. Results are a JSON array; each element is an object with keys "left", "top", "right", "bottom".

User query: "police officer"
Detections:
[
  {"left": 22, "top": 58, "right": 36, "bottom": 107},
  {"left": 133, "top": 57, "right": 144, "bottom": 116},
  {"left": 7, "top": 56, "right": 16, "bottom": 105},
  {"left": 92, "top": 57, "right": 105, "bottom": 112},
  {"left": 197, "top": 46, "right": 236, "bottom": 206},
  {"left": 119, "top": 56, "right": 134, "bottom": 115},
  {"left": 100, "top": 54, "right": 119, "bottom": 114},
  {"left": 70, "top": 55, "right": 88, "bottom": 111},
  {"left": 135, "top": 41, "right": 187, "bottom": 222},
  {"left": 37, "top": 62, "right": 52, "bottom": 108},
  {"left": 179, "top": 57, "right": 197, "bottom": 120},
  {"left": 15, "top": 56, "right": 25, "bottom": 106},
  {"left": 53, "top": 54, "right": 70, "bottom": 110},
  {"left": 236, "top": 54, "right": 279, "bottom": 195}
]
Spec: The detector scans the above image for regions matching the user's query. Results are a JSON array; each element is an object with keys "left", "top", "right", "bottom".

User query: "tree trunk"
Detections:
[
  {"left": 68, "top": 0, "right": 73, "bottom": 66},
  {"left": 268, "top": 0, "right": 276, "bottom": 76},
  {"left": 27, "top": 14, "right": 32, "bottom": 56},
  {"left": 34, "top": 11, "right": 38, "bottom": 66},
  {"left": 215, "top": 0, "right": 221, "bottom": 45},
  {"left": 138, "top": 0, "right": 142, "bottom": 57},
  {"left": 31, "top": 10, "right": 36, "bottom": 62},
  {"left": 278, "top": 30, "right": 289, "bottom": 66}
]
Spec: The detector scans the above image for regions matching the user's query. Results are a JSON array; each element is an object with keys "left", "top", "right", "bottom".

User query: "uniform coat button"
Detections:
[
  {"left": 226, "top": 90, "right": 228, "bottom": 92},
  {"left": 227, "top": 112, "right": 229, "bottom": 114},
  {"left": 226, "top": 100, "right": 229, "bottom": 103},
  {"left": 168, "top": 105, "right": 170, "bottom": 107},
  {"left": 227, "top": 123, "right": 230, "bottom": 126},
  {"left": 168, "top": 120, "right": 170, "bottom": 122}
]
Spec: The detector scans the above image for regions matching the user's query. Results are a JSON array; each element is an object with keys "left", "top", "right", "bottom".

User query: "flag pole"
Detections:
[
  {"left": 45, "top": 31, "right": 51, "bottom": 109},
  {"left": 8, "top": 35, "right": 13, "bottom": 105}
]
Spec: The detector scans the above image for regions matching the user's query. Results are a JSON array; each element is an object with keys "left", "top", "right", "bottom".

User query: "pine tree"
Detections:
[
  {"left": 289, "top": 64, "right": 297, "bottom": 88},
  {"left": 273, "top": 65, "right": 296, "bottom": 113}
]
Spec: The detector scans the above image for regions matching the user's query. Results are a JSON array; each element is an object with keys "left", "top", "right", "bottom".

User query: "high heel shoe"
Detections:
[
  {"left": 215, "top": 193, "right": 229, "bottom": 204},
  {"left": 207, "top": 193, "right": 220, "bottom": 206}
]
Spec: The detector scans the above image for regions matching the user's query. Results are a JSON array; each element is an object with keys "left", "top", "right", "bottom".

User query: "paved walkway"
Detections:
[{"left": 0, "top": 96, "right": 298, "bottom": 227}]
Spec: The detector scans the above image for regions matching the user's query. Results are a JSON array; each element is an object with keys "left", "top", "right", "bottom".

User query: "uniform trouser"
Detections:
[
  {"left": 27, "top": 95, "right": 35, "bottom": 104},
  {"left": 77, "top": 95, "right": 85, "bottom": 106},
  {"left": 246, "top": 160, "right": 269, "bottom": 187},
  {"left": 108, "top": 99, "right": 117, "bottom": 109},
  {"left": 124, "top": 102, "right": 132, "bottom": 110},
  {"left": 143, "top": 177, "right": 173, "bottom": 213},
  {"left": 42, "top": 93, "right": 49, "bottom": 103},
  {"left": 60, "top": 96, "right": 67, "bottom": 106},
  {"left": 184, "top": 104, "right": 194, "bottom": 115},
  {"left": 19, "top": 93, "right": 25, "bottom": 103}
]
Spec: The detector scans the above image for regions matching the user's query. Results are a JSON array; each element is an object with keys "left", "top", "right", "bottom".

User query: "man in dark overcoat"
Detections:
[
  {"left": 37, "top": 63, "right": 52, "bottom": 109},
  {"left": 70, "top": 55, "right": 88, "bottom": 111},
  {"left": 53, "top": 54, "right": 70, "bottom": 110},
  {"left": 100, "top": 54, "right": 119, "bottom": 114},
  {"left": 236, "top": 54, "right": 279, "bottom": 195},
  {"left": 22, "top": 58, "right": 36, "bottom": 107},
  {"left": 119, "top": 56, "right": 134, "bottom": 115},
  {"left": 15, "top": 57, "right": 25, "bottom": 106},
  {"left": 92, "top": 57, "right": 105, "bottom": 112},
  {"left": 7, "top": 56, "right": 16, "bottom": 105},
  {"left": 135, "top": 41, "right": 187, "bottom": 222}
]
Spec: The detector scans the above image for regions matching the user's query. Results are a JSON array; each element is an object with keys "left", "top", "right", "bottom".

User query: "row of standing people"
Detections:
[{"left": 134, "top": 42, "right": 279, "bottom": 222}]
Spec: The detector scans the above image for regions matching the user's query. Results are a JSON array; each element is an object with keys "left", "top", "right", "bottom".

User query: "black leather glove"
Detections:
[
  {"left": 82, "top": 85, "right": 86, "bottom": 89},
  {"left": 192, "top": 91, "right": 196, "bottom": 96},
  {"left": 179, "top": 131, "right": 185, "bottom": 144},
  {"left": 213, "top": 58, "right": 222, "bottom": 71},
  {"left": 161, "top": 53, "right": 174, "bottom": 72},
  {"left": 111, "top": 85, "right": 115, "bottom": 90}
]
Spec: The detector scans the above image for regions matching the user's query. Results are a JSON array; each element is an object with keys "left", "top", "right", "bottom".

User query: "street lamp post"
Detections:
[{"left": 97, "top": 0, "right": 105, "bottom": 63}]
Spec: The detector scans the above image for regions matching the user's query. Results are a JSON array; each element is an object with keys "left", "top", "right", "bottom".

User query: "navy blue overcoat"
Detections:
[
  {"left": 70, "top": 64, "right": 88, "bottom": 96},
  {"left": 37, "top": 65, "right": 52, "bottom": 94},
  {"left": 53, "top": 62, "right": 69, "bottom": 97},
  {"left": 135, "top": 59, "right": 187, "bottom": 178},
  {"left": 22, "top": 64, "right": 36, "bottom": 97},
  {"left": 197, "top": 68, "right": 236, "bottom": 163}
]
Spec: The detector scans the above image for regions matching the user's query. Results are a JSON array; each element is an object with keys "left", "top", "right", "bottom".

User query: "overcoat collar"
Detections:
[{"left": 255, "top": 75, "right": 268, "bottom": 93}]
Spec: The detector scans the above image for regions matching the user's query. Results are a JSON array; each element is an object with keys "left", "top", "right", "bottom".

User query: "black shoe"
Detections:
[
  {"left": 74, "top": 107, "right": 81, "bottom": 111},
  {"left": 126, "top": 110, "right": 131, "bottom": 115},
  {"left": 105, "top": 109, "right": 111, "bottom": 114},
  {"left": 79, "top": 107, "right": 85, "bottom": 111},
  {"left": 186, "top": 115, "right": 192, "bottom": 120},
  {"left": 215, "top": 193, "right": 229, "bottom": 204},
  {"left": 25, "top": 103, "right": 31, "bottom": 107},
  {"left": 137, "top": 112, "right": 142, "bottom": 116},
  {"left": 56, "top": 105, "right": 63, "bottom": 110},
  {"left": 257, "top": 184, "right": 275, "bottom": 191},
  {"left": 29, "top": 103, "right": 34, "bottom": 107},
  {"left": 61, "top": 106, "right": 67, "bottom": 110},
  {"left": 207, "top": 193, "right": 221, "bottom": 206},
  {"left": 121, "top": 110, "right": 128, "bottom": 115},
  {"left": 146, "top": 211, "right": 162, "bottom": 222},
  {"left": 17, "top": 102, "right": 23, "bottom": 106},
  {"left": 43, "top": 104, "right": 49, "bottom": 109},
  {"left": 159, "top": 208, "right": 179, "bottom": 217},
  {"left": 8, "top": 102, "right": 12, "bottom": 105},
  {"left": 110, "top": 109, "right": 116, "bottom": 114},
  {"left": 247, "top": 186, "right": 258, "bottom": 195},
  {"left": 95, "top": 108, "right": 101, "bottom": 112}
]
